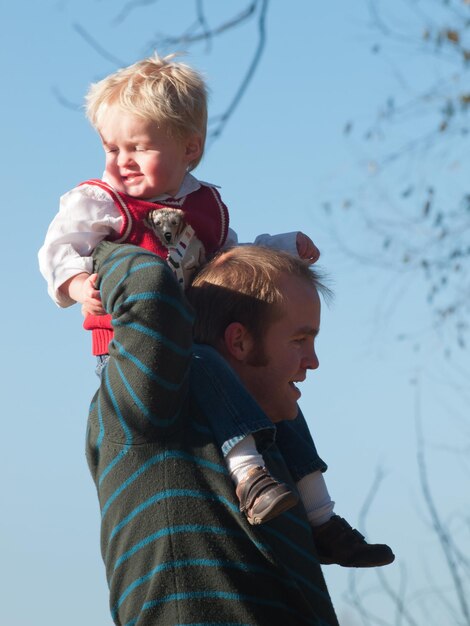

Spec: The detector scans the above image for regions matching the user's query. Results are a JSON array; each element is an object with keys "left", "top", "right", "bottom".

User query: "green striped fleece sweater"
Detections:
[{"left": 86, "top": 241, "right": 339, "bottom": 626}]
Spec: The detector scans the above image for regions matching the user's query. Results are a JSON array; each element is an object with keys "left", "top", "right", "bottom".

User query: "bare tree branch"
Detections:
[
  {"left": 147, "top": 1, "right": 260, "bottom": 49},
  {"left": 208, "top": 0, "right": 269, "bottom": 140},
  {"left": 375, "top": 566, "right": 422, "bottom": 626},
  {"left": 50, "top": 86, "right": 81, "bottom": 111},
  {"left": 357, "top": 465, "right": 386, "bottom": 536},
  {"left": 195, "top": 0, "right": 212, "bottom": 53},
  {"left": 112, "top": 0, "right": 161, "bottom": 26},
  {"left": 330, "top": 0, "right": 470, "bottom": 348},
  {"left": 72, "top": 22, "right": 127, "bottom": 67},
  {"left": 414, "top": 377, "right": 470, "bottom": 625},
  {"left": 57, "top": 2, "right": 270, "bottom": 149}
]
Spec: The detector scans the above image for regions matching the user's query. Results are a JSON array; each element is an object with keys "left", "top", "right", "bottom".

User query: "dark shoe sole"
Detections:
[{"left": 319, "top": 553, "right": 395, "bottom": 568}]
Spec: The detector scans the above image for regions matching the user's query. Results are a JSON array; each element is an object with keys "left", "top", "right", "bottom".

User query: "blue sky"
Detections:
[{"left": 2, "top": 1, "right": 469, "bottom": 624}]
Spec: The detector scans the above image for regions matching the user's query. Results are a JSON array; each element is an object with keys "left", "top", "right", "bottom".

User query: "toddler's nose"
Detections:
[{"left": 117, "top": 150, "right": 133, "bottom": 167}]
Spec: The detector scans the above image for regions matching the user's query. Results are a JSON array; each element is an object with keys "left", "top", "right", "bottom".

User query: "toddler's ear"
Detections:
[{"left": 185, "top": 134, "right": 203, "bottom": 163}]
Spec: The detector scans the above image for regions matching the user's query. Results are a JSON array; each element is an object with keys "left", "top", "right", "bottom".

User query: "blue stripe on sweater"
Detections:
[
  {"left": 284, "top": 510, "right": 312, "bottom": 532},
  {"left": 102, "top": 245, "right": 156, "bottom": 265},
  {"left": 112, "top": 320, "right": 191, "bottom": 356},
  {"left": 96, "top": 395, "right": 105, "bottom": 449},
  {"left": 112, "top": 558, "right": 296, "bottom": 617},
  {"left": 113, "top": 339, "right": 186, "bottom": 392},
  {"left": 113, "top": 359, "right": 183, "bottom": 428},
  {"left": 106, "top": 260, "right": 172, "bottom": 308},
  {"left": 102, "top": 254, "right": 164, "bottom": 301},
  {"left": 263, "top": 525, "right": 319, "bottom": 567},
  {"left": 98, "top": 364, "right": 132, "bottom": 486},
  {"left": 102, "top": 257, "right": 169, "bottom": 310},
  {"left": 108, "top": 490, "right": 239, "bottom": 543},
  {"left": 124, "top": 591, "right": 321, "bottom": 626},
  {"left": 120, "top": 291, "right": 194, "bottom": 323},
  {"left": 101, "top": 249, "right": 161, "bottom": 277},
  {"left": 102, "top": 451, "right": 228, "bottom": 521},
  {"left": 112, "top": 524, "right": 268, "bottom": 573}
]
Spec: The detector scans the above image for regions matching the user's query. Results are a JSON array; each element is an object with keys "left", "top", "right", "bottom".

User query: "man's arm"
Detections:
[{"left": 92, "top": 241, "right": 194, "bottom": 443}]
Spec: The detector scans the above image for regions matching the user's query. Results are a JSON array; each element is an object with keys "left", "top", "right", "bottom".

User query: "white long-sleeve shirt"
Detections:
[{"left": 38, "top": 173, "right": 299, "bottom": 307}]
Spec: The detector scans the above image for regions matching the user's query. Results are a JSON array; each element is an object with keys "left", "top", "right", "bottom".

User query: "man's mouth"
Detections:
[{"left": 289, "top": 381, "right": 302, "bottom": 398}]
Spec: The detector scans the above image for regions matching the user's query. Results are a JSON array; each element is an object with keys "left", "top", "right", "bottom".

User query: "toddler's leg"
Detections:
[
  {"left": 191, "top": 345, "right": 298, "bottom": 524},
  {"left": 296, "top": 470, "right": 335, "bottom": 526},
  {"left": 225, "top": 434, "right": 265, "bottom": 483},
  {"left": 275, "top": 414, "right": 335, "bottom": 523},
  {"left": 276, "top": 412, "right": 395, "bottom": 567},
  {"left": 226, "top": 435, "right": 298, "bottom": 525}
]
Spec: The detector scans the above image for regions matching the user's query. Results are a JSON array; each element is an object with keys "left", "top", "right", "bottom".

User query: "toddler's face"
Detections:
[{"left": 99, "top": 106, "right": 201, "bottom": 199}]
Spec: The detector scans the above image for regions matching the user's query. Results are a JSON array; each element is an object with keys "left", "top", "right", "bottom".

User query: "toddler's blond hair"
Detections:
[{"left": 85, "top": 53, "right": 208, "bottom": 170}]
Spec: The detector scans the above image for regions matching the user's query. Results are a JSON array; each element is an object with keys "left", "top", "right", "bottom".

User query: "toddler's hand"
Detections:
[
  {"left": 296, "top": 232, "right": 320, "bottom": 264},
  {"left": 80, "top": 273, "right": 106, "bottom": 316}
]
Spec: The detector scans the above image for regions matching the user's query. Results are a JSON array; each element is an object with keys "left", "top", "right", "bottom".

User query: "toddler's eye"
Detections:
[{"left": 135, "top": 146, "right": 146, "bottom": 151}]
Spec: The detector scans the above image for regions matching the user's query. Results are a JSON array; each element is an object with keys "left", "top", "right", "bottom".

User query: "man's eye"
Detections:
[
  {"left": 135, "top": 146, "right": 146, "bottom": 151},
  {"left": 106, "top": 148, "right": 118, "bottom": 153},
  {"left": 295, "top": 336, "right": 314, "bottom": 346}
]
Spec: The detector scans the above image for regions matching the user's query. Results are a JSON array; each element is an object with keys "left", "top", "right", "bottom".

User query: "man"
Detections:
[
  {"left": 87, "top": 240, "right": 339, "bottom": 625},
  {"left": 188, "top": 249, "right": 395, "bottom": 567}
]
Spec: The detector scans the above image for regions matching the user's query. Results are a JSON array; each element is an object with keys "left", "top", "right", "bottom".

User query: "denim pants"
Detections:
[
  {"left": 97, "top": 346, "right": 327, "bottom": 481},
  {"left": 95, "top": 354, "right": 109, "bottom": 378},
  {"left": 191, "top": 344, "right": 327, "bottom": 482}
]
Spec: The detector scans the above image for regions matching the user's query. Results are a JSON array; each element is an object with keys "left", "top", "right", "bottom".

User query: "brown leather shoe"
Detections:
[
  {"left": 311, "top": 515, "right": 395, "bottom": 567},
  {"left": 236, "top": 466, "right": 299, "bottom": 525}
]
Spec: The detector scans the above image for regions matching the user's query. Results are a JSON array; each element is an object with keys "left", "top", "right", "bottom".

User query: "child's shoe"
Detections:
[
  {"left": 311, "top": 515, "right": 395, "bottom": 567},
  {"left": 236, "top": 466, "right": 299, "bottom": 525}
]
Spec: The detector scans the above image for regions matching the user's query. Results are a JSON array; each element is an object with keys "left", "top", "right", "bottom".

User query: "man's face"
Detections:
[{"left": 237, "top": 274, "right": 321, "bottom": 423}]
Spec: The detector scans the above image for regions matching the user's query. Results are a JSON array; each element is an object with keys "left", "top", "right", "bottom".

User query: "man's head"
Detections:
[{"left": 187, "top": 246, "right": 331, "bottom": 422}]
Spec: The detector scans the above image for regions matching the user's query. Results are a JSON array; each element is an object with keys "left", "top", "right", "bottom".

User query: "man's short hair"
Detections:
[
  {"left": 187, "top": 245, "right": 331, "bottom": 348},
  {"left": 85, "top": 52, "right": 208, "bottom": 170}
]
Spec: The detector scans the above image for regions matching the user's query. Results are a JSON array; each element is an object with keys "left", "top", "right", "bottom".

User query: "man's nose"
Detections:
[{"left": 302, "top": 349, "right": 319, "bottom": 371}]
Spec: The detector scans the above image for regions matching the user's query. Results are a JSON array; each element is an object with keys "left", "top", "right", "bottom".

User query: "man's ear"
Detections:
[{"left": 223, "top": 322, "right": 254, "bottom": 362}]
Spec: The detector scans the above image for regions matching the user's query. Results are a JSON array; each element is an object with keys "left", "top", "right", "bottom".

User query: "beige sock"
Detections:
[
  {"left": 225, "top": 434, "right": 265, "bottom": 485},
  {"left": 296, "top": 470, "right": 335, "bottom": 526}
]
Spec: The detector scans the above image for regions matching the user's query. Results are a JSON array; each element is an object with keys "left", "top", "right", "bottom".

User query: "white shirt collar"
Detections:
[{"left": 151, "top": 172, "right": 202, "bottom": 202}]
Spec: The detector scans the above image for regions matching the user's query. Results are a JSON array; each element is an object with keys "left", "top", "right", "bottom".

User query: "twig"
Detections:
[
  {"left": 72, "top": 22, "right": 127, "bottom": 67},
  {"left": 112, "top": 0, "right": 161, "bottom": 26},
  {"left": 208, "top": 0, "right": 269, "bottom": 140},
  {"left": 414, "top": 376, "right": 470, "bottom": 625}
]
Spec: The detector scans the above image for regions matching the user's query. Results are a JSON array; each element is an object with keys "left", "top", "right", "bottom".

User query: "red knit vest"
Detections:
[{"left": 81, "top": 178, "right": 229, "bottom": 355}]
